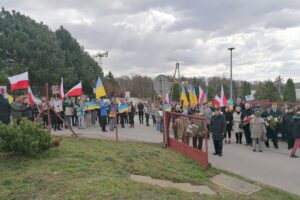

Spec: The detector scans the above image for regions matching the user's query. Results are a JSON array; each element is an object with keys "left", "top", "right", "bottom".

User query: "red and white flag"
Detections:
[
  {"left": 213, "top": 85, "right": 228, "bottom": 107},
  {"left": 58, "top": 77, "right": 64, "bottom": 99},
  {"left": 198, "top": 86, "right": 205, "bottom": 106},
  {"left": 66, "top": 81, "right": 82, "bottom": 97},
  {"left": 220, "top": 85, "right": 228, "bottom": 106},
  {"left": 28, "top": 86, "right": 41, "bottom": 107},
  {"left": 8, "top": 72, "right": 29, "bottom": 91}
]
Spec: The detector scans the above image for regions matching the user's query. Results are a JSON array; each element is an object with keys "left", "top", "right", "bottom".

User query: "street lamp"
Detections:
[{"left": 228, "top": 47, "right": 235, "bottom": 101}]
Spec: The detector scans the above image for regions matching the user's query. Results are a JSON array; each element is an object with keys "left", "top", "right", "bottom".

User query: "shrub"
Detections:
[{"left": 0, "top": 119, "right": 52, "bottom": 156}]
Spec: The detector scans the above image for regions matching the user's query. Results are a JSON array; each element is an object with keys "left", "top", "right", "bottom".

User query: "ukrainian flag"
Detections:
[
  {"left": 189, "top": 83, "right": 198, "bottom": 105},
  {"left": 118, "top": 104, "right": 128, "bottom": 113},
  {"left": 4, "top": 94, "right": 14, "bottom": 104},
  {"left": 180, "top": 85, "right": 189, "bottom": 108},
  {"left": 95, "top": 76, "right": 106, "bottom": 99},
  {"left": 163, "top": 104, "right": 171, "bottom": 112}
]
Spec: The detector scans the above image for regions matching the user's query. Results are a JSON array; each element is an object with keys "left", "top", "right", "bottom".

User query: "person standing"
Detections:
[
  {"left": 290, "top": 107, "right": 300, "bottom": 158},
  {"left": 250, "top": 111, "right": 267, "bottom": 152},
  {"left": 63, "top": 98, "right": 74, "bottom": 128},
  {"left": 241, "top": 103, "right": 253, "bottom": 146},
  {"left": 224, "top": 107, "right": 233, "bottom": 144},
  {"left": 144, "top": 104, "right": 150, "bottom": 126},
  {"left": 203, "top": 102, "right": 213, "bottom": 138},
  {"left": 128, "top": 102, "right": 135, "bottom": 128},
  {"left": 11, "top": 96, "right": 26, "bottom": 125},
  {"left": 100, "top": 102, "right": 108, "bottom": 132},
  {"left": 282, "top": 106, "right": 295, "bottom": 149},
  {"left": 75, "top": 99, "right": 85, "bottom": 129},
  {"left": 155, "top": 106, "right": 163, "bottom": 133},
  {"left": 151, "top": 103, "right": 157, "bottom": 125},
  {"left": 172, "top": 104, "right": 182, "bottom": 139},
  {"left": 210, "top": 107, "right": 227, "bottom": 157},
  {"left": 262, "top": 107, "right": 279, "bottom": 149},
  {"left": 137, "top": 101, "right": 144, "bottom": 124},
  {"left": 0, "top": 94, "right": 11, "bottom": 124},
  {"left": 232, "top": 106, "right": 243, "bottom": 144},
  {"left": 108, "top": 102, "right": 116, "bottom": 131}
]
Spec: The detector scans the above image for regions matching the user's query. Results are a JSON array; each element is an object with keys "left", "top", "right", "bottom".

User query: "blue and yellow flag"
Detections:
[
  {"left": 189, "top": 83, "right": 197, "bottom": 105},
  {"left": 180, "top": 85, "right": 189, "bottom": 107},
  {"left": 163, "top": 104, "right": 171, "bottom": 112},
  {"left": 118, "top": 104, "right": 128, "bottom": 113},
  {"left": 95, "top": 76, "right": 106, "bottom": 99},
  {"left": 4, "top": 94, "right": 14, "bottom": 104}
]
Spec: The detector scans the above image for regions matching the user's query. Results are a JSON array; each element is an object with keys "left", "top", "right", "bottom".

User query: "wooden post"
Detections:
[
  {"left": 114, "top": 95, "right": 119, "bottom": 142},
  {"left": 45, "top": 83, "right": 51, "bottom": 133}
]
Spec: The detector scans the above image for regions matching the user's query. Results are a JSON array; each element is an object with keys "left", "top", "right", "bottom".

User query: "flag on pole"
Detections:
[
  {"left": 198, "top": 86, "right": 205, "bottom": 106},
  {"left": 58, "top": 77, "right": 64, "bottom": 99},
  {"left": 180, "top": 84, "right": 189, "bottom": 107},
  {"left": 188, "top": 83, "right": 198, "bottom": 105},
  {"left": 220, "top": 84, "right": 228, "bottom": 106},
  {"left": 66, "top": 81, "right": 83, "bottom": 97},
  {"left": 95, "top": 76, "right": 106, "bottom": 99},
  {"left": 204, "top": 91, "right": 208, "bottom": 104},
  {"left": 8, "top": 72, "right": 29, "bottom": 91},
  {"left": 213, "top": 85, "right": 228, "bottom": 107},
  {"left": 28, "top": 86, "right": 41, "bottom": 106}
]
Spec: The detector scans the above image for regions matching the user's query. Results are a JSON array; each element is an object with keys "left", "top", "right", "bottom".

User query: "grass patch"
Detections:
[{"left": 0, "top": 137, "right": 298, "bottom": 200}]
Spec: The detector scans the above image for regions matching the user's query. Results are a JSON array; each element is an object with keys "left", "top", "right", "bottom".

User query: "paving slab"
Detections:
[
  {"left": 211, "top": 174, "right": 261, "bottom": 195},
  {"left": 130, "top": 174, "right": 216, "bottom": 195}
]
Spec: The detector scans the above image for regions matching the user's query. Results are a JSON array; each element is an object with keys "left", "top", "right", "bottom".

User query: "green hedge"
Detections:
[{"left": 0, "top": 119, "right": 52, "bottom": 156}]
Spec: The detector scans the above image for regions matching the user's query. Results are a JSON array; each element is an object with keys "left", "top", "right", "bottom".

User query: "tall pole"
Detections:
[{"left": 228, "top": 47, "right": 235, "bottom": 101}]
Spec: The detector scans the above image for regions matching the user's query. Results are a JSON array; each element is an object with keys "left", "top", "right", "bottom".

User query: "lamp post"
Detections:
[{"left": 228, "top": 47, "right": 235, "bottom": 100}]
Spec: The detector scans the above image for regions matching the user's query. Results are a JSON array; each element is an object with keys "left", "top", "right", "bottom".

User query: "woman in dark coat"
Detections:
[
  {"left": 0, "top": 94, "right": 11, "bottom": 124},
  {"left": 290, "top": 107, "right": 300, "bottom": 158},
  {"left": 224, "top": 107, "right": 233, "bottom": 144}
]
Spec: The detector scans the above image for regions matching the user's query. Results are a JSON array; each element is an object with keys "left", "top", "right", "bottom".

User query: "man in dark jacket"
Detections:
[
  {"left": 137, "top": 102, "right": 144, "bottom": 124},
  {"left": 0, "top": 94, "right": 11, "bottom": 124},
  {"left": 282, "top": 106, "right": 295, "bottom": 149},
  {"left": 210, "top": 107, "right": 227, "bottom": 156},
  {"left": 241, "top": 103, "right": 253, "bottom": 146},
  {"left": 290, "top": 107, "right": 300, "bottom": 158}
]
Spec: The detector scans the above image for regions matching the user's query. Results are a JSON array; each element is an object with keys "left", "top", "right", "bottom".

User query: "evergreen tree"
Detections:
[
  {"left": 283, "top": 78, "right": 296, "bottom": 102},
  {"left": 254, "top": 80, "right": 282, "bottom": 102},
  {"left": 0, "top": 8, "right": 103, "bottom": 95},
  {"left": 242, "top": 81, "right": 251, "bottom": 97}
]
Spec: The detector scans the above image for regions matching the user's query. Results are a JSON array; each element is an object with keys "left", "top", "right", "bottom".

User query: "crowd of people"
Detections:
[
  {"left": 0, "top": 94, "right": 165, "bottom": 134},
  {"left": 0, "top": 93, "right": 299, "bottom": 158},
  {"left": 169, "top": 97, "right": 300, "bottom": 158}
]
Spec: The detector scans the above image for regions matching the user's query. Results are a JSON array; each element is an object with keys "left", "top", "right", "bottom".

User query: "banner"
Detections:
[{"left": 85, "top": 102, "right": 100, "bottom": 110}]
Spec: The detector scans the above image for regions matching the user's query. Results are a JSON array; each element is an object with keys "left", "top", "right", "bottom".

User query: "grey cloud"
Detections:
[{"left": 2, "top": 0, "right": 300, "bottom": 82}]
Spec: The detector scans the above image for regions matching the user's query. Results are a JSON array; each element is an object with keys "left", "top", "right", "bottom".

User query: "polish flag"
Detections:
[
  {"left": 198, "top": 86, "right": 205, "bottom": 106},
  {"left": 8, "top": 72, "right": 29, "bottom": 91},
  {"left": 28, "top": 86, "right": 41, "bottom": 107},
  {"left": 66, "top": 81, "right": 82, "bottom": 97},
  {"left": 58, "top": 77, "right": 64, "bottom": 99},
  {"left": 213, "top": 85, "right": 228, "bottom": 107},
  {"left": 213, "top": 95, "right": 221, "bottom": 107},
  {"left": 220, "top": 85, "right": 228, "bottom": 106}
]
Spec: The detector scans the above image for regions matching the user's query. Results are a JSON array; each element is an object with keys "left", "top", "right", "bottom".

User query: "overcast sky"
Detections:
[{"left": 2, "top": 0, "right": 300, "bottom": 82}]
